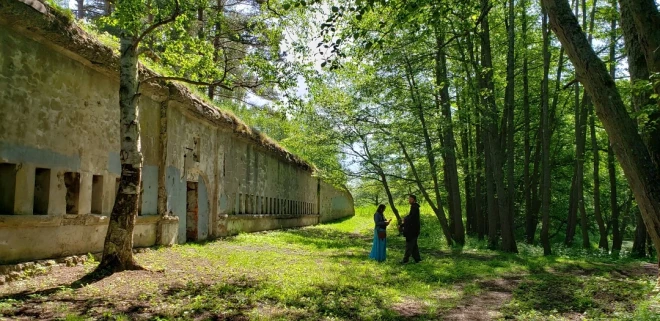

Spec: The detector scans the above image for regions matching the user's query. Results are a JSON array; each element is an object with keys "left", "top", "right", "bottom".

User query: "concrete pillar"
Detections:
[
  {"left": 101, "top": 175, "right": 115, "bottom": 215},
  {"left": 234, "top": 192, "right": 239, "bottom": 214},
  {"left": 13, "top": 163, "right": 35, "bottom": 215},
  {"left": 78, "top": 172, "right": 93, "bottom": 214},
  {"left": 49, "top": 170, "right": 67, "bottom": 215}
]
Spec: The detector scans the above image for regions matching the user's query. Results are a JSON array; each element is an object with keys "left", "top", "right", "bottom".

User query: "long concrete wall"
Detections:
[{"left": 0, "top": 1, "right": 354, "bottom": 264}]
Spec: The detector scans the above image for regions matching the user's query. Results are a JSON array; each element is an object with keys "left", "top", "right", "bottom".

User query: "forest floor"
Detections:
[{"left": 1, "top": 208, "right": 659, "bottom": 321}]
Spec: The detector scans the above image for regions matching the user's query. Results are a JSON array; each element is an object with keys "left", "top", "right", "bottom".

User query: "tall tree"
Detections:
[
  {"left": 607, "top": 0, "right": 623, "bottom": 252},
  {"left": 479, "top": 0, "right": 517, "bottom": 253},
  {"left": 620, "top": 0, "right": 654, "bottom": 257},
  {"left": 96, "top": 0, "right": 284, "bottom": 273},
  {"left": 540, "top": 7, "right": 553, "bottom": 256},
  {"left": 541, "top": 0, "right": 660, "bottom": 273},
  {"left": 434, "top": 26, "right": 465, "bottom": 245},
  {"left": 98, "top": 0, "right": 184, "bottom": 273},
  {"left": 503, "top": 0, "right": 517, "bottom": 251}
]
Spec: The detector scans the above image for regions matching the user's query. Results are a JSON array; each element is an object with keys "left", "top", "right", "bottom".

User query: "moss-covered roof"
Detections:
[{"left": 0, "top": 0, "right": 313, "bottom": 172}]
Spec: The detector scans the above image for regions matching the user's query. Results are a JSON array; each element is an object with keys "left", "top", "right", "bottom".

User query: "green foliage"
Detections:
[
  {"left": 43, "top": 0, "right": 75, "bottom": 22},
  {"left": 2, "top": 208, "right": 657, "bottom": 320}
]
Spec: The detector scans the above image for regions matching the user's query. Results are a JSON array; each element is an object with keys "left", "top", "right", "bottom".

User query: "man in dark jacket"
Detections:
[{"left": 400, "top": 194, "right": 421, "bottom": 263}]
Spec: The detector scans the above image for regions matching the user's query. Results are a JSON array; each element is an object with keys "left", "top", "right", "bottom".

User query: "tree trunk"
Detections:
[
  {"left": 621, "top": 0, "right": 660, "bottom": 105},
  {"left": 485, "top": 143, "right": 499, "bottom": 249},
  {"left": 607, "top": 5, "right": 623, "bottom": 252},
  {"left": 540, "top": 9, "right": 553, "bottom": 256},
  {"left": 542, "top": 0, "right": 660, "bottom": 271},
  {"left": 435, "top": 30, "right": 465, "bottom": 245},
  {"left": 479, "top": 0, "right": 499, "bottom": 250},
  {"left": 591, "top": 105, "right": 607, "bottom": 249},
  {"left": 480, "top": 0, "right": 517, "bottom": 253},
  {"left": 632, "top": 211, "right": 647, "bottom": 257},
  {"left": 76, "top": 0, "right": 85, "bottom": 19},
  {"left": 476, "top": 125, "right": 485, "bottom": 240},
  {"left": 208, "top": 0, "right": 224, "bottom": 100},
  {"left": 609, "top": 144, "right": 623, "bottom": 251},
  {"left": 397, "top": 139, "right": 453, "bottom": 246},
  {"left": 503, "top": 0, "right": 517, "bottom": 252},
  {"left": 621, "top": 1, "right": 655, "bottom": 256},
  {"left": 97, "top": 37, "right": 144, "bottom": 273},
  {"left": 586, "top": 0, "right": 606, "bottom": 248},
  {"left": 521, "top": 0, "right": 534, "bottom": 244},
  {"left": 379, "top": 172, "right": 402, "bottom": 225},
  {"left": 458, "top": 90, "right": 476, "bottom": 236},
  {"left": 402, "top": 58, "right": 454, "bottom": 246}
]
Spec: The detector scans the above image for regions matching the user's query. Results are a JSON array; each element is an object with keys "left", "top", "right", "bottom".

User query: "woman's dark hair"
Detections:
[
  {"left": 408, "top": 194, "right": 417, "bottom": 202},
  {"left": 377, "top": 204, "right": 386, "bottom": 213}
]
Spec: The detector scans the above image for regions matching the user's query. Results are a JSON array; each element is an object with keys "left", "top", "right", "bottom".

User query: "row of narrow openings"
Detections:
[
  {"left": 236, "top": 193, "right": 315, "bottom": 215},
  {"left": 0, "top": 163, "right": 105, "bottom": 215}
]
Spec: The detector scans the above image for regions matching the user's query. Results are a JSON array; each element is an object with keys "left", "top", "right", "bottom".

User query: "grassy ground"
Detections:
[{"left": 1, "top": 207, "right": 658, "bottom": 320}]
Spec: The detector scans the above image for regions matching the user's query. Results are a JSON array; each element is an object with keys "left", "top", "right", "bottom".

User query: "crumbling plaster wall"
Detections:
[
  {"left": 0, "top": 0, "right": 354, "bottom": 264},
  {"left": 319, "top": 181, "right": 355, "bottom": 223},
  {"left": 0, "top": 24, "right": 175, "bottom": 264}
]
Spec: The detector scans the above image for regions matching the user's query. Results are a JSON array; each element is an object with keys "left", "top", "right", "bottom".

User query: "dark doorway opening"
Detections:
[
  {"left": 0, "top": 163, "right": 16, "bottom": 214},
  {"left": 34, "top": 168, "right": 51, "bottom": 215},
  {"left": 186, "top": 181, "right": 198, "bottom": 242},
  {"left": 64, "top": 172, "right": 80, "bottom": 214}
]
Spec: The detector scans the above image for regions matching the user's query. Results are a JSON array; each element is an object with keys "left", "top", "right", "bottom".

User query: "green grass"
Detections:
[{"left": 0, "top": 206, "right": 658, "bottom": 320}]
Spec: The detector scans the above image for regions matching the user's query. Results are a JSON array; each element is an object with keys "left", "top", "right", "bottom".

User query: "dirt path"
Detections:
[
  {"left": 442, "top": 277, "right": 521, "bottom": 321},
  {"left": 441, "top": 262, "right": 658, "bottom": 321}
]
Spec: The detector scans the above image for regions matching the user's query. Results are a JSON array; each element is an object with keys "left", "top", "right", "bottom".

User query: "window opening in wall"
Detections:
[
  {"left": 64, "top": 172, "right": 81, "bottom": 214},
  {"left": 0, "top": 163, "right": 17, "bottom": 214},
  {"left": 33, "top": 168, "right": 51, "bottom": 215},
  {"left": 237, "top": 193, "right": 242, "bottom": 214},
  {"left": 244, "top": 194, "right": 249, "bottom": 214},
  {"left": 186, "top": 182, "right": 199, "bottom": 242},
  {"left": 91, "top": 175, "right": 104, "bottom": 214}
]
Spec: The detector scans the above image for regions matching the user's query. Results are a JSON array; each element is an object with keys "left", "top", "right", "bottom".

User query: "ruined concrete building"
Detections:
[{"left": 0, "top": 0, "right": 354, "bottom": 264}]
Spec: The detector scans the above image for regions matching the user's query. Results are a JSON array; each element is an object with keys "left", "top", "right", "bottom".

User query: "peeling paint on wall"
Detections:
[
  {"left": 0, "top": 142, "right": 81, "bottom": 171},
  {"left": 198, "top": 176, "right": 209, "bottom": 241},
  {"left": 140, "top": 165, "right": 158, "bottom": 215}
]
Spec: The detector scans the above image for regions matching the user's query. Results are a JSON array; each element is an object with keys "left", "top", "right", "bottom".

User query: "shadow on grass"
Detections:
[
  {"left": 0, "top": 276, "right": 263, "bottom": 320},
  {"left": 0, "top": 275, "right": 436, "bottom": 321},
  {"left": 0, "top": 268, "right": 112, "bottom": 302}
]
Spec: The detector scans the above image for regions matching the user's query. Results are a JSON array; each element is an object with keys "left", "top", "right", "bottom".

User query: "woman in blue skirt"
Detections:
[{"left": 369, "top": 204, "right": 391, "bottom": 262}]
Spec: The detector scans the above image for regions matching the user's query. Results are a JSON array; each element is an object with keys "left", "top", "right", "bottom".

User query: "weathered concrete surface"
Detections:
[
  {"left": 319, "top": 181, "right": 355, "bottom": 223},
  {"left": 221, "top": 214, "right": 320, "bottom": 235},
  {"left": 0, "top": 0, "right": 354, "bottom": 264},
  {"left": 0, "top": 215, "right": 178, "bottom": 264}
]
